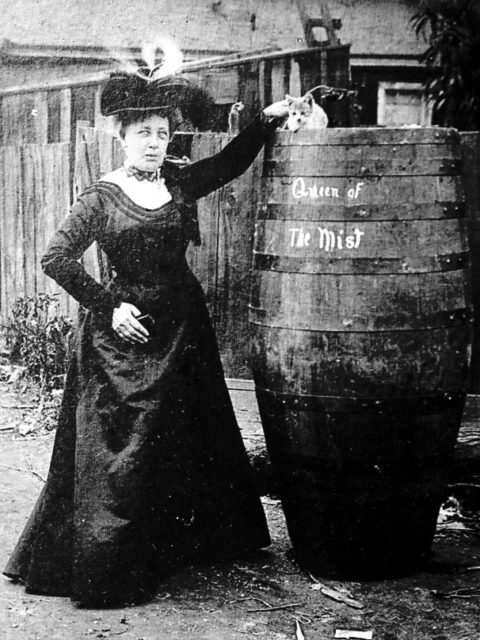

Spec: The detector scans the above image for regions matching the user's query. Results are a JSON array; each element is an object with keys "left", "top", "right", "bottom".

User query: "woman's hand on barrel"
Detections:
[
  {"left": 263, "top": 99, "right": 290, "bottom": 119},
  {"left": 112, "top": 302, "right": 150, "bottom": 344}
]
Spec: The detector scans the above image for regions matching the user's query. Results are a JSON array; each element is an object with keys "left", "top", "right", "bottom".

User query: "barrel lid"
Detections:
[{"left": 271, "top": 128, "right": 461, "bottom": 146}]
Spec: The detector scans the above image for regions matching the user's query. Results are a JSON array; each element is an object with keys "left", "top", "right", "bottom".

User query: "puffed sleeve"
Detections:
[
  {"left": 41, "top": 189, "right": 117, "bottom": 315},
  {"left": 178, "top": 112, "right": 281, "bottom": 200}
]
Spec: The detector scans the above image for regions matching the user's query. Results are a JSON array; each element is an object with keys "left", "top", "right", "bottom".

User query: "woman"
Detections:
[{"left": 3, "top": 71, "right": 288, "bottom": 607}]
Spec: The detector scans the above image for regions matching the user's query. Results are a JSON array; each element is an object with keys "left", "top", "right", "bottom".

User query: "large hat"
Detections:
[{"left": 100, "top": 71, "right": 216, "bottom": 130}]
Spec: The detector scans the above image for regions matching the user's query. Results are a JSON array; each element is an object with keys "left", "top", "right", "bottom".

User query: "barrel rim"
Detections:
[{"left": 270, "top": 127, "right": 461, "bottom": 146}]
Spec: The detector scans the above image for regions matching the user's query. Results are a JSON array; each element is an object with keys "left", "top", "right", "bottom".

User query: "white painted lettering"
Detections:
[
  {"left": 354, "top": 182, "right": 365, "bottom": 199},
  {"left": 297, "top": 228, "right": 305, "bottom": 247},
  {"left": 292, "top": 177, "right": 308, "bottom": 199},
  {"left": 289, "top": 227, "right": 301, "bottom": 247},
  {"left": 291, "top": 177, "right": 340, "bottom": 200},
  {"left": 337, "top": 229, "right": 344, "bottom": 249},
  {"left": 345, "top": 235, "right": 355, "bottom": 249},
  {"left": 354, "top": 228, "right": 365, "bottom": 248},
  {"left": 318, "top": 227, "right": 335, "bottom": 251}
]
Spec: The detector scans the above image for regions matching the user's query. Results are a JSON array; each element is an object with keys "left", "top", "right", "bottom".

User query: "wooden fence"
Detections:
[
  {"left": 0, "top": 44, "right": 351, "bottom": 145},
  {"left": 0, "top": 126, "right": 263, "bottom": 378},
  {"left": 0, "top": 142, "right": 74, "bottom": 319}
]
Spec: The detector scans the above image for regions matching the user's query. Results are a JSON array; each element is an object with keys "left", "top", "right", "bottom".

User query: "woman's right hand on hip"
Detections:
[{"left": 112, "top": 302, "right": 150, "bottom": 344}]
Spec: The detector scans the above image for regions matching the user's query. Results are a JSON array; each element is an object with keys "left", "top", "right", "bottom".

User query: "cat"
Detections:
[{"left": 284, "top": 92, "right": 328, "bottom": 131}]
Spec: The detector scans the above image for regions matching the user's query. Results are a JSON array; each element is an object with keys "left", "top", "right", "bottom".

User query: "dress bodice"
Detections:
[
  {"left": 98, "top": 182, "right": 190, "bottom": 282},
  {"left": 93, "top": 182, "right": 201, "bottom": 321}
]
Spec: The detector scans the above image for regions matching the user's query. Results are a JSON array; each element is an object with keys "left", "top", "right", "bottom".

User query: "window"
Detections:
[{"left": 377, "top": 82, "right": 432, "bottom": 126}]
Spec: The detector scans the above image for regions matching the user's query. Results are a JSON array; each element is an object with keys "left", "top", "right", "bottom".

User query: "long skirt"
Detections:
[{"left": 3, "top": 294, "right": 270, "bottom": 606}]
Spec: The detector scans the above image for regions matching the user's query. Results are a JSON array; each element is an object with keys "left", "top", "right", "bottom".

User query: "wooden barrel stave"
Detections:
[
  {"left": 250, "top": 327, "right": 470, "bottom": 398},
  {"left": 259, "top": 201, "right": 465, "bottom": 222},
  {"left": 264, "top": 143, "right": 462, "bottom": 177},
  {"left": 262, "top": 175, "right": 465, "bottom": 209},
  {"left": 271, "top": 128, "right": 460, "bottom": 146},
  {"left": 250, "top": 271, "right": 470, "bottom": 331},
  {"left": 250, "top": 127, "right": 472, "bottom": 578}
]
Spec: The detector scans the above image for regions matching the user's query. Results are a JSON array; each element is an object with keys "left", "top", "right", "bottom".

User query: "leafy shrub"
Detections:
[
  {"left": 412, "top": 0, "right": 480, "bottom": 130},
  {"left": 3, "top": 293, "right": 73, "bottom": 391}
]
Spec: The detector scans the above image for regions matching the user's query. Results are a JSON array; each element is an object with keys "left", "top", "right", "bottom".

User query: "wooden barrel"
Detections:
[{"left": 249, "top": 128, "right": 472, "bottom": 579}]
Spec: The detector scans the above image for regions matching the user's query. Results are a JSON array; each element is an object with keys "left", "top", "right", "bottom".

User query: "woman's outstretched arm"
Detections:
[{"left": 178, "top": 101, "right": 288, "bottom": 200}]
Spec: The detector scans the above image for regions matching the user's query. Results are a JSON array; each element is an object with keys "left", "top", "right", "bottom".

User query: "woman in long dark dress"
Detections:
[{"left": 3, "top": 72, "right": 288, "bottom": 607}]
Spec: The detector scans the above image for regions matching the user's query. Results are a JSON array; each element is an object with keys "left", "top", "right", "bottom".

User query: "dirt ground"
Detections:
[{"left": 0, "top": 381, "right": 479, "bottom": 640}]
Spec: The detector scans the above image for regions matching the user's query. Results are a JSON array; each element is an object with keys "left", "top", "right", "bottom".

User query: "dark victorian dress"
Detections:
[{"left": 4, "top": 113, "right": 279, "bottom": 607}]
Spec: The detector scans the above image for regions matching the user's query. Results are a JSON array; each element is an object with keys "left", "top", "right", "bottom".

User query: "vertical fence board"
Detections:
[
  {"left": 33, "top": 92, "right": 49, "bottom": 143},
  {"left": 186, "top": 134, "right": 223, "bottom": 318},
  {"left": 244, "top": 61, "right": 261, "bottom": 120},
  {"left": 71, "top": 86, "right": 97, "bottom": 136},
  {"left": 47, "top": 90, "right": 61, "bottom": 143},
  {"left": 98, "top": 131, "right": 117, "bottom": 175},
  {"left": 271, "top": 59, "right": 287, "bottom": 102},
  {"left": 22, "top": 145, "right": 41, "bottom": 299},
  {"left": 289, "top": 60, "right": 302, "bottom": 96},
  {"left": 39, "top": 143, "right": 73, "bottom": 317},
  {"left": 263, "top": 59, "right": 273, "bottom": 106},
  {"left": 60, "top": 89, "right": 72, "bottom": 143},
  {"left": 0, "top": 147, "right": 25, "bottom": 319},
  {"left": 73, "top": 124, "right": 104, "bottom": 284},
  {"left": 1, "top": 96, "right": 18, "bottom": 145},
  {"left": 94, "top": 84, "right": 110, "bottom": 132},
  {"left": 258, "top": 60, "right": 266, "bottom": 107},
  {"left": 113, "top": 137, "right": 124, "bottom": 169},
  {"left": 282, "top": 57, "right": 292, "bottom": 97}
]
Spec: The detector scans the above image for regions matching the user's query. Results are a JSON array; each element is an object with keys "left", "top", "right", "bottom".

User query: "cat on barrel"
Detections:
[{"left": 284, "top": 91, "right": 329, "bottom": 131}]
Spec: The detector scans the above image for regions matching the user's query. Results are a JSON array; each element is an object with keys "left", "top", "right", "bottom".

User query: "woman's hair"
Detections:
[{"left": 115, "top": 107, "right": 183, "bottom": 139}]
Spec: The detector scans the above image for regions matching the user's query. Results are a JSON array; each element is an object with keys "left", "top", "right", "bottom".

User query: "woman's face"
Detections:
[{"left": 121, "top": 114, "right": 170, "bottom": 171}]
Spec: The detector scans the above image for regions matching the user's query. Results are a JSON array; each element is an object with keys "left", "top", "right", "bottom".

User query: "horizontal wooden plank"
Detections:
[
  {"left": 252, "top": 251, "right": 469, "bottom": 275},
  {"left": 270, "top": 128, "right": 461, "bottom": 146},
  {"left": 255, "top": 386, "right": 465, "bottom": 415},
  {"left": 264, "top": 158, "right": 461, "bottom": 177},
  {"left": 249, "top": 324, "right": 471, "bottom": 396},
  {"left": 257, "top": 201, "right": 466, "bottom": 222},
  {"left": 249, "top": 269, "right": 471, "bottom": 331},
  {"left": 262, "top": 175, "right": 465, "bottom": 207},
  {"left": 264, "top": 143, "right": 462, "bottom": 178},
  {"left": 253, "top": 218, "right": 469, "bottom": 259}
]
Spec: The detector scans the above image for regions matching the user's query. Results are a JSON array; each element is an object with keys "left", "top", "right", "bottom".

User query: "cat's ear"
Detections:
[
  {"left": 285, "top": 94, "right": 293, "bottom": 105},
  {"left": 304, "top": 92, "right": 313, "bottom": 105}
]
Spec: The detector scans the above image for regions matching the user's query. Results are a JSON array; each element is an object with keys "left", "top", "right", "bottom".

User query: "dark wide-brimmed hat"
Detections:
[{"left": 100, "top": 71, "right": 216, "bottom": 130}]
